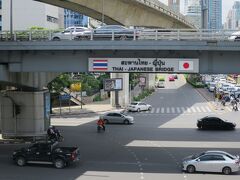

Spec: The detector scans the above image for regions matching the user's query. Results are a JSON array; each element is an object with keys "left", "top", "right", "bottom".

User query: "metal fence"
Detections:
[{"left": 0, "top": 29, "right": 238, "bottom": 42}]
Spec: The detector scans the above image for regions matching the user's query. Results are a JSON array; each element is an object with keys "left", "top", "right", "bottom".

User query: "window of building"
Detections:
[
  {"left": 0, "top": 0, "right": 2, "bottom": 9},
  {"left": 46, "top": 15, "right": 58, "bottom": 24}
]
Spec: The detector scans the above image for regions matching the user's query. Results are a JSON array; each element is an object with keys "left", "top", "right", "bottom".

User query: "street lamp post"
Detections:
[
  {"left": 101, "top": 0, "right": 105, "bottom": 25},
  {"left": 10, "top": 0, "right": 13, "bottom": 40}
]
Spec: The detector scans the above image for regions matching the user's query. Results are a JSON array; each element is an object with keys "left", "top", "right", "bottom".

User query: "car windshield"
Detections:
[
  {"left": 131, "top": 103, "right": 138, "bottom": 105},
  {"left": 192, "top": 152, "right": 205, "bottom": 159}
]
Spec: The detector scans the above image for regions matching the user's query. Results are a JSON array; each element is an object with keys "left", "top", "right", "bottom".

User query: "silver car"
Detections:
[
  {"left": 182, "top": 151, "right": 240, "bottom": 175},
  {"left": 101, "top": 112, "right": 134, "bottom": 124}
]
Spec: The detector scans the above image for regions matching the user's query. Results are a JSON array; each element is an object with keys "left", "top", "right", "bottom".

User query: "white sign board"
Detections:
[{"left": 89, "top": 58, "right": 199, "bottom": 73}]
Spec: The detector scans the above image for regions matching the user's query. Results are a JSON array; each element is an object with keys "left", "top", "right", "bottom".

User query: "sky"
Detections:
[{"left": 159, "top": 0, "right": 236, "bottom": 24}]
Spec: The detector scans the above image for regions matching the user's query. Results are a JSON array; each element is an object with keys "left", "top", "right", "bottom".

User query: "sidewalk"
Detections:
[{"left": 52, "top": 99, "right": 119, "bottom": 116}]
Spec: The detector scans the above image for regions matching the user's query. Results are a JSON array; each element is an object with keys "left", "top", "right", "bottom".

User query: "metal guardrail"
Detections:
[{"left": 0, "top": 29, "right": 238, "bottom": 42}]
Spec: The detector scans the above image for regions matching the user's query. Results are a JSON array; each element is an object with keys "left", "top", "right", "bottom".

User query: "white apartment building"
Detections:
[{"left": 0, "top": 0, "right": 64, "bottom": 31}]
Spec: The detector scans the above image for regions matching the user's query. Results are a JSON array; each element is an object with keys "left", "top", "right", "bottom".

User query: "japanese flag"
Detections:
[{"left": 179, "top": 61, "right": 194, "bottom": 71}]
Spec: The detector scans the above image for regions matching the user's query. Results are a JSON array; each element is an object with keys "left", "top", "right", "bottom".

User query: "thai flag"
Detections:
[{"left": 93, "top": 60, "right": 108, "bottom": 71}]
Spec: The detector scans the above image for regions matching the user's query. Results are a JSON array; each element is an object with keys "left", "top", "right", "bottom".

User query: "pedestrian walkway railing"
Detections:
[{"left": 0, "top": 29, "right": 238, "bottom": 42}]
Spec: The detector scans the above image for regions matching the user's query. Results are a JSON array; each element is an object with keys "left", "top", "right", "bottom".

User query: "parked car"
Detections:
[
  {"left": 12, "top": 142, "right": 80, "bottom": 169},
  {"left": 75, "top": 25, "right": 139, "bottom": 40},
  {"left": 156, "top": 81, "right": 165, "bottom": 88},
  {"left": 101, "top": 111, "right": 134, "bottom": 124},
  {"left": 182, "top": 150, "right": 240, "bottom": 174},
  {"left": 173, "top": 74, "right": 178, "bottom": 79},
  {"left": 197, "top": 116, "right": 236, "bottom": 130},
  {"left": 127, "top": 102, "right": 152, "bottom": 112},
  {"left": 52, "top": 26, "right": 90, "bottom": 40},
  {"left": 208, "top": 82, "right": 217, "bottom": 92},
  {"left": 168, "top": 75, "right": 175, "bottom": 81},
  {"left": 229, "top": 31, "right": 240, "bottom": 41}
]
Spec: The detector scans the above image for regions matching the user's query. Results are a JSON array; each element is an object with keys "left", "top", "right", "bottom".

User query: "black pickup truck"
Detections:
[{"left": 12, "top": 142, "right": 80, "bottom": 169}]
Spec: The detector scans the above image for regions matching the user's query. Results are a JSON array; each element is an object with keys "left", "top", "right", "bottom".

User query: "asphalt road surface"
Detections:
[{"left": 1, "top": 75, "right": 240, "bottom": 180}]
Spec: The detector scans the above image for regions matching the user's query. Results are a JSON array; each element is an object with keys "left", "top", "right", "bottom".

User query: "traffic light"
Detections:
[{"left": 15, "top": 105, "right": 21, "bottom": 115}]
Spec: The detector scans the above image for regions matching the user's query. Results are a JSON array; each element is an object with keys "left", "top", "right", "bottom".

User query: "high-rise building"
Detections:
[
  {"left": 225, "top": 1, "right": 240, "bottom": 30},
  {"left": 201, "top": 0, "right": 222, "bottom": 29},
  {"left": 232, "top": 1, "right": 240, "bottom": 29},
  {"left": 168, "top": 0, "right": 180, "bottom": 12},
  {"left": 1, "top": 0, "right": 64, "bottom": 31},
  {"left": 64, "top": 10, "right": 88, "bottom": 28},
  {"left": 184, "top": 0, "right": 201, "bottom": 28}
]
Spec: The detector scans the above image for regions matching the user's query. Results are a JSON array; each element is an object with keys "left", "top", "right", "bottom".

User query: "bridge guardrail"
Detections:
[
  {"left": 0, "top": 29, "right": 238, "bottom": 42},
  {"left": 136, "top": 0, "right": 195, "bottom": 28}
]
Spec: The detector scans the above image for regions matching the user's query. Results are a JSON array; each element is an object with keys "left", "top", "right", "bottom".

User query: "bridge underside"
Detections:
[{"left": 35, "top": 0, "right": 193, "bottom": 28}]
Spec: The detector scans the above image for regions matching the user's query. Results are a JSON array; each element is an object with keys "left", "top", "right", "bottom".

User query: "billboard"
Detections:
[{"left": 104, "top": 78, "right": 123, "bottom": 91}]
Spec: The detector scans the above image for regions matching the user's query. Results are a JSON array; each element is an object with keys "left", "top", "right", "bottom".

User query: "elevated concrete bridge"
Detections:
[{"left": 35, "top": 0, "right": 195, "bottom": 28}]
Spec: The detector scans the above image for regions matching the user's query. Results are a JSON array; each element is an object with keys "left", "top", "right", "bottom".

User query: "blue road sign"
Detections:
[{"left": 59, "top": 94, "right": 71, "bottom": 100}]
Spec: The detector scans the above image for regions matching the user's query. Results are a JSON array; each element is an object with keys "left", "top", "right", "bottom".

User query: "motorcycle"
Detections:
[{"left": 97, "top": 125, "right": 105, "bottom": 133}]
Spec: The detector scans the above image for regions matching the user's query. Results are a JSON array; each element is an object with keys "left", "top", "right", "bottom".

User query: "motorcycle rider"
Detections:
[
  {"left": 47, "top": 126, "right": 62, "bottom": 141},
  {"left": 97, "top": 117, "right": 105, "bottom": 131}
]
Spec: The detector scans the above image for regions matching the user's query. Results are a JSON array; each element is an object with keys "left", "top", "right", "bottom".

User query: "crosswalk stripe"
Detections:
[
  {"left": 177, "top": 107, "right": 181, "bottom": 113},
  {"left": 196, "top": 107, "right": 201, "bottom": 112},
  {"left": 226, "top": 107, "right": 232, "bottom": 112},
  {"left": 206, "top": 106, "right": 212, "bottom": 112},
  {"left": 150, "top": 108, "right": 155, "bottom": 113},
  {"left": 187, "top": 107, "right": 191, "bottom": 113},
  {"left": 201, "top": 106, "right": 207, "bottom": 112},
  {"left": 161, "top": 107, "right": 164, "bottom": 113},
  {"left": 191, "top": 107, "right": 196, "bottom": 113},
  {"left": 132, "top": 105, "right": 216, "bottom": 114},
  {"left": 166, "top": 107, "right": 170, "bottom": 113},
  {"left": 181, "top": 107, "right": 186, "bottom": 113}
]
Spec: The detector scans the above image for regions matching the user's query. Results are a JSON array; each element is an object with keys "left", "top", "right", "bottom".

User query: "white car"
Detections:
[
  {"left": 229, "top": 31, "right": 240, "bottom": 41},
  {"left": 182, "top": 151, "right": 240, "bottom": 175},
  {"left": 52, "top": 26, "right": 90, "bottom": 40},
  {"left": 127, "top": 102, "right": 152, "bottom": 112}
]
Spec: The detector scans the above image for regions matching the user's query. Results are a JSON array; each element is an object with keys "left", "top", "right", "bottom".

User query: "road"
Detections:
[{"left": 0, "top": 75, "right": 240, "bottom": 180}]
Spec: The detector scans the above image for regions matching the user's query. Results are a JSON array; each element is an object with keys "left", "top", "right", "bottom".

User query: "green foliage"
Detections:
[
  {"left": 93, "top": 94, "right": 102, "bottom": 102},
  {"left": 97, "top": 73, "right": 110, "bottom": 89},
  {"left": 133, "top": 88, "right": 155, "bottom": 101},
  {"left": 129, "top": 73, "right": 141, "bottom": 90},
  {"left": 47, "top": 73, "right": 71, "bottom": 93}
]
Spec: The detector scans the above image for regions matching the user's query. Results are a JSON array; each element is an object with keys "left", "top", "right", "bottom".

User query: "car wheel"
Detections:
[
  {"left": 104, "top": 119, "right": 109, "bottom": 124},
  {"left": 120, "top": 35, "right": 127, "bottom": 40},
  {"left": 222, "top": 167, "right": 231, "bottom": 175},
  {"left": 52, "top": 37, "right": 60, "bottom": 41},
  {"left": 124, "top": 120, "right": 130, "bottom": 125},
  {"left": 186, "top": 165, "right": 195, "bottom": 173},
  {"left": 16, "top": 156, "right": 26, "bottom": 167},
  {"left": 137, "top": 108, "right": 140, "bottom": 112},
  {"left": 54, "top": 158, "right": 65, "bottom": 169}
]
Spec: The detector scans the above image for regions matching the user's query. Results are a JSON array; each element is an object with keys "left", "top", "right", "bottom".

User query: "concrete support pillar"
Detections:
[
  {"left": 110, "top": 73, "right": 129, "bottom": 108},
  {"left": 145, "top": 73, "right": 156, "bottom": 89},
  {"left": 0, "top": 91, "right": 49, "bottom": 138}
]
